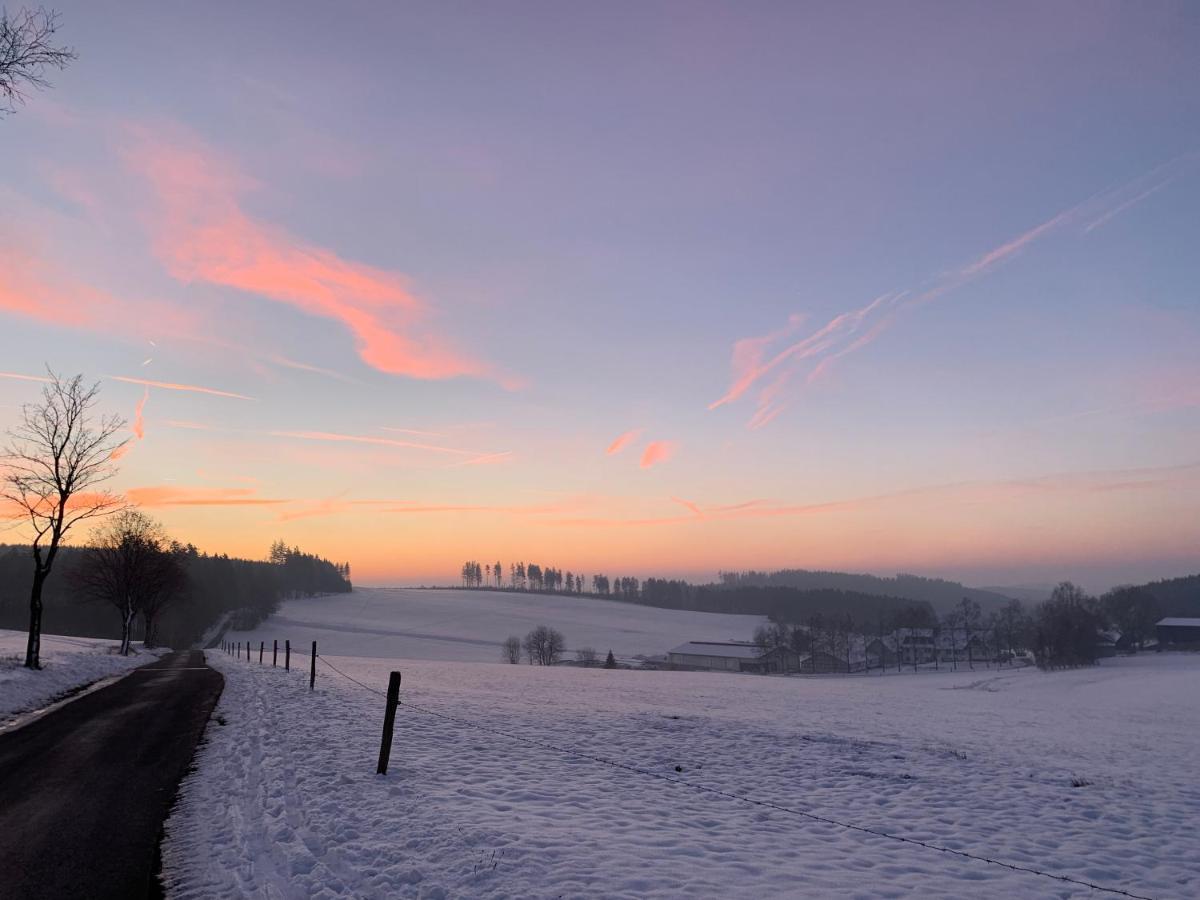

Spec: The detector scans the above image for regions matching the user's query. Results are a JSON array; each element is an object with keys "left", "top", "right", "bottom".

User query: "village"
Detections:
[{"left": 666, "top": 616, "right": 1200, "bottom": 674}]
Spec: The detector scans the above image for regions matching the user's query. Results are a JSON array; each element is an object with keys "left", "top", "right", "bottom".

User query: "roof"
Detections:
[
  {"left": 667, "top": 641, "right": 763, "bottom": 660},
  {"left": 1156, "top": 617, "right": 1200, "bottom": 628}
]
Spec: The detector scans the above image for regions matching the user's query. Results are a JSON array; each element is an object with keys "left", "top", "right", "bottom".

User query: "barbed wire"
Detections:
[{"left": 235, "top": 648, "right": 1157, "bottom": 900}]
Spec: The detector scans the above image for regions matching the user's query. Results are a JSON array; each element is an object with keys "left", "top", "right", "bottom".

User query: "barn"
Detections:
[
  {"left": 1156, "top": 617, "right": 1200, "bottom": 646},
  {"left": 666, "top": 641, "right": 765, "bottom": 673}
]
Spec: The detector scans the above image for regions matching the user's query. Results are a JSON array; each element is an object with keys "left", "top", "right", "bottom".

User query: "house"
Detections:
[
  {"left": 762, "top": 646, "right": 803, "bottom": 674},
  {"left": 799, "top": 650, "right": 856, "bottom": 674},
  {"left": 864, "top": 636, "right": 897, "bottom": 669},
  {"left": 666, "top": 641, "right": 766, "bottom": 673},
  {"left": 1096, "top": 629, "right": 1121, "bottom": 658},
  {"left": 1156, "top": 617, "right": 1200, "bottom": 646},
  {"left": 936, "top": 628, "right": 995, "bottom": 663}
]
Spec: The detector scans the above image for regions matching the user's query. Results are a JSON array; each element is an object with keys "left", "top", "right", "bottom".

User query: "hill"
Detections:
[
  {"left": 224, "top": 587, "right": 766, "bottom": 662},
  {"left": 1137, "top": 573, "right": 1200, "bottom": 618},
  {"left": 715, "top": 569, "right": 1014, "bottom": 616}
]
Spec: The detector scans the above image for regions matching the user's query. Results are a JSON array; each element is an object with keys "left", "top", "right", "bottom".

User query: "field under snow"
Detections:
[
  {"left": 0, "top": 628, "right": 159, "bottom": 723},
  {"left": 225, "top": 587, "right": 765, "bottom": 662},
  {"left": 163, "top": 649, "right": 1199, "bottom": 899}
]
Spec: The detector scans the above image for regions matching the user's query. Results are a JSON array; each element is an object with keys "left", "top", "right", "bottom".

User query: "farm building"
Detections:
[
  {"left": 667, "top": 641, "right": 766, "bottom": 673},
  {"left": 1156, "top": 617, "right": 1200, "bottom": 646}
]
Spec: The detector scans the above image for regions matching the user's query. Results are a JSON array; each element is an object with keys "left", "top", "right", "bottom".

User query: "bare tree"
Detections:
[
  {"left": 2, "top": 372, "right": 126, "bottom": 668},
  {"left": 71, "top": 511, "right": 182, "bottom": 655},
  {"left": 139, "top": 540, "right": 187, "bottom": 648},
  {"left": 575, "top": 646, "right": 598, "bottom": 666},
  {"left": 0, "top": 6, "right": 76, "bottom": 115},
  {"left": 522, "top": 625, "right": 565, "bottom": 666},
  {"left": 501, "top": 635, "right": 521, "bottom": 664}
]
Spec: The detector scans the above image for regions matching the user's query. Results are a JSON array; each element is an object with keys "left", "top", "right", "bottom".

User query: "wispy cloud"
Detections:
[
  {"left": 263, "top": 353, "right": 359, "bottom": 383},
  {"left": 711, "top": 157, "right": 1198, "bottom": 428},
  {"left": 640, "top": 440, "right": 677, "bottom": 469},
  {"left": 109, "top": 375, "right": 255, "bottom": 401},
  {"left": 554, "top": 462, "right": 1200, "bottom": 528},
  {"left": 123, "top": 124, "right": 511, "bottom": 386},
  {"left": 606, "top": 428, "right": 643, "bottom": 456},
  {"left": 163, "top": 419, "right": 220, "bottom": 431},
  {"left": 267, "top": 429, "right": 491, "bottom": 458},
  {"left": 126, "top": 485, "right": 289, "bottom": 506},
  {"left": 670, "top": 496, "right": 704, "bottom": 518},
  {"left": 448, "top": 450, "right": 515, "bottom": 467},
  {"left": 381, "top": 426, "right": 447, "bottom": 438},
  {"left": 111, "top": 387, "right": 150, "bottom": 461}
]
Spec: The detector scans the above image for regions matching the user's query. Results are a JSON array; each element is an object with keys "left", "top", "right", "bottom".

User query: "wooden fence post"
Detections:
[
  {"left": 376, "top": 671, "right": 402, "bottom": 775},
  {"left": 259, "top": 641, "right": 264, "bottom": 664},
  {"left": 273, "top": 639, "right": 278, "bottom": 667},
  {"left": 285, "top": 640, "right": 290, "bottom": 671},
  {"left": 309, "top": 641, "right": 317, "bottom": 691}
]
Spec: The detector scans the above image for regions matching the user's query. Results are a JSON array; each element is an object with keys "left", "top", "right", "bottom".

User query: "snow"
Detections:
[
  {"left": 0, "top": 628, "right": 159, "bottom": 722},
  {"left": 163, "top": 648, "right": 1199, "bottom": 898},
  {"left": 225, "top": 587, "right": 767, "bottom": 663}
]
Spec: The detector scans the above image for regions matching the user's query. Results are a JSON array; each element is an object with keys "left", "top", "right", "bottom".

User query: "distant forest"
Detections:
[
  {"left": 1139, "top": 574, "right": 1200, "bottom": 618},
  {"left": 714, "top": 570, "right": 1013, "bottom": 616},
  {"left": 0, "top": 540, "right": 351, "bottom": 648},
  {"left": 458, "top": 560, "right": 935, "bottom": 621},
  {"left": 456, "top": 560, "right": 1199, "bottom": 625}
]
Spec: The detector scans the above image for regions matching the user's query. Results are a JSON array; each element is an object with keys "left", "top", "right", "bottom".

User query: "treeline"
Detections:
[
  {"left": 717, "top": 569, "right": 1012, "bottom": 616},
  {"left": 458, "top": 559, "right": 929, "bottom": 620},
  {"left": 0, "top": 538, "right": 352, "bottom": 649},
  {"left": 1137, "top": 573, "right": 1200, "bottom": 618}
]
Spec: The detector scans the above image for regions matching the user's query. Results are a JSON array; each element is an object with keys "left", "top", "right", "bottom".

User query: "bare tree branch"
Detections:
[{"left": 0, "top": 6, "right": 76, "bottom": 115}]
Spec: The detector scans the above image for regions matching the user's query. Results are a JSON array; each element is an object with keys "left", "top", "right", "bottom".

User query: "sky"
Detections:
[{"left": 1, "top": 1, "right": 1198, "bottom": 592}]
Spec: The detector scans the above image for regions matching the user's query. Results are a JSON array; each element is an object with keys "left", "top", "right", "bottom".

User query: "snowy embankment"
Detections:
[
  {"left": 225, "top": 587, "right": 766, "bottom": 662},
  {"left": 0, "top": 628, "right": 158, "bottom": 722},
  {"left": 163, "top": 651, "right": 1198, "bottom": 898}
]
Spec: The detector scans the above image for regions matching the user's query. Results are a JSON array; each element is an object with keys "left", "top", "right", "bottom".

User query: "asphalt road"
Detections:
[{"left": 0, "top": 650, "right": 224, "bottom": 900}]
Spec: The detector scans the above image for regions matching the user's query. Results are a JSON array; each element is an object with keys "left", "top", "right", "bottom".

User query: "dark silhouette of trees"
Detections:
[
  {"left": 1100, "top": 585, "right": 1159, "bottom": 649},
  {"left": 0, "top": 538, "right": 349, "bottom": 648},
  {"left": 575, "top": 646, "right": 598, "bottom": 666},
  {"left": 502, "top": 635, "right": 521, "bottom": 664},
  {"left": 604, "top": 649, "right": 617, "bottom": 669},
  {"left": 522, "top": 625, "right": 564, "bottom": 665},
  {"left": 1032, "top": 582, "right": 1106, "bottom": 670},
  {"left": 70, "top": 511, "right": 184, "bottom": 655},
  {"left": 0, "top": 6, "right": 76, "bottom": 115},
  {"left": 494, "top": 560, "right": 502, "bottom": 588},
  {"left": 2, "top": 372, "right": 126, "bottom": 668},
  {"left": 271, "top": 541, "right": 352, "bottom": 596},
  {"left": 995, "top": 598, "right": 1031, "bottom": 658}
]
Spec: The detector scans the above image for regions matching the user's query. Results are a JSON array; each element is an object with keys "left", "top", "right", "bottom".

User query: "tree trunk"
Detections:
[
  {"left": 121, "top": 601, "right": 135, "bottom": 656},
  {"left": 144, "top": 612, "right": 157, "bottom": 649},
  {"left": 25, "top": 569, "right": 46, "bottom": 669}
]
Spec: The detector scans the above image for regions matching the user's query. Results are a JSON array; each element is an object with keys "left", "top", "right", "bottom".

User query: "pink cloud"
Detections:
[
  {"left": 606, "top": 428, "right": 644, "bottom": 456},
  {"left": 640, "top": 441, "right": 677, "bottom": 469},
  {"left": 123, "top": 126, "right": 508, "bottom": 385},
  {"left": 0, "top": 371, "right": 51, "bottom": 384},
  {"left": 670, "top": 496, "right": 704, "bottom": 518},
  {"left": 132, "top": 388, "right": 149, "bottom": 439}
]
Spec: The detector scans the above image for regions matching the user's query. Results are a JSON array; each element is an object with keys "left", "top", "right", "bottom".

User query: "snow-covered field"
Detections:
[
  {"left": 163, "top": 650, "right": 1199, "bottom": 899},
  {"left": 225, "top": 587, "right": 765, "bottom": 662},
  {"left": 0, "top": 628, "right": 158, "bottom": 722}
]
